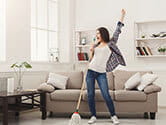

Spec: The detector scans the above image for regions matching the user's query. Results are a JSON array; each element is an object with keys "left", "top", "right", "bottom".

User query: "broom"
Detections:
[{"left": 69, "top": 76, "right": 85, "bottom": 125}]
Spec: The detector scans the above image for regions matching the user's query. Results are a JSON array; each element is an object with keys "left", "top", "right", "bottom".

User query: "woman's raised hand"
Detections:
[
  {"left": 120, "top": 9, "right": 126, "bottom": 23},
  {"left": 121, "top": 9, "right": 126, "bottom": 16}
]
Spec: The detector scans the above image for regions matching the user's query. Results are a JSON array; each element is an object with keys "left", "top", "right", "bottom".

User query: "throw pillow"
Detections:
[
  {"left": 137, "top": 73, "right": 158, "bottom": 91},
  {"left": 47, "top": 73, "right": 68, "bottom": 89},
  {"left": 124, "top": 72, "right": 141, "bottom": 90},
  {"left": 37, "top": 83, "right": 55, "bottom": 93}
]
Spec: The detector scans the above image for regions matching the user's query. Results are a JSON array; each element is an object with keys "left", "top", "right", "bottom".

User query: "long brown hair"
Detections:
[{"left": 97, "top": 27, "right": 110, "bottom": 43}]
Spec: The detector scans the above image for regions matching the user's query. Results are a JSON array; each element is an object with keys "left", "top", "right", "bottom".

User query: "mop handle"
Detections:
[{"left": 76, "top": 77, "right": 85, "bottom": 110}]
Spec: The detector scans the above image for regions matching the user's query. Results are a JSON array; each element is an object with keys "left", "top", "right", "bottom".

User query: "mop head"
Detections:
[{"left": 69, "top": 112, "right": 81, "bottom": 125}]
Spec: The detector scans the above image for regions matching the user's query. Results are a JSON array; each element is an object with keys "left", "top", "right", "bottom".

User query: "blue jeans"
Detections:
[{"left": 86, "top": 69, "right": 116, "bottom": 117}]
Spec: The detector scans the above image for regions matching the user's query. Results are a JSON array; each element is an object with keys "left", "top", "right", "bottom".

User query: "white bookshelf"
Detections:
[
  {"left": 74, "top": 30, "right": 96, "bottom": 64},
  {"left": 134, "top": 20, "right": 166, "bottom": 58}
]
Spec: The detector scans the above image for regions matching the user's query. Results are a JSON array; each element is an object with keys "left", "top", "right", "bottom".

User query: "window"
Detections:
[
  {"left": 0, "top": 0, "right": 6, "bottom": 61},
  {"left": 31, "top": 0, "right": 59, "bottom": 62}
]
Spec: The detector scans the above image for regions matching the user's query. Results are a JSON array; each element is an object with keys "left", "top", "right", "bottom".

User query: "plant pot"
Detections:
[{"left": 159, "top": 52, "right": 166, "bottom": 55}]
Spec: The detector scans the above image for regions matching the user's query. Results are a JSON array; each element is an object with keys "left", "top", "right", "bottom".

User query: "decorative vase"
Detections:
[{"left": 16, "top": 77, "right": 23, "bottom": 92}]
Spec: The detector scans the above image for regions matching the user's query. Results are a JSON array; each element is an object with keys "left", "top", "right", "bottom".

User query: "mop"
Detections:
[{"left": 69, "top": 74, "right": 86, "bottom": 125}]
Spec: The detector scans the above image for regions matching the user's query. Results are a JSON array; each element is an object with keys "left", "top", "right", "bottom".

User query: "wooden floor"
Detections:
[{"left": 1, "top": 107, "right": 166, "bottom": 125}]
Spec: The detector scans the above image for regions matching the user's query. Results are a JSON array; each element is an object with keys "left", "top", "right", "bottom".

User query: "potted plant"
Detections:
[
  {"left": 158, "top": 47, "right": 166, "bottom": 55},
  {"left": 11, "top": 62, "right": 32, "bottom": 91}
]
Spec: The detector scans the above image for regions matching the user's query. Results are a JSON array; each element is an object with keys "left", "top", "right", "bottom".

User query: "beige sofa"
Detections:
[{"left": 45, "top": 70, "right": 161, "bottom": 119}]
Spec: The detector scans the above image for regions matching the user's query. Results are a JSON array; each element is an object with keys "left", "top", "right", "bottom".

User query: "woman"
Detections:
[{"left": 86, "top": 9, "right": 126, "bottom": 125}]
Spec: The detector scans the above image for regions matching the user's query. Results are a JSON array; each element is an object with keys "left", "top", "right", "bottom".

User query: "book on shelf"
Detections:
[
  {"left": 84, "top": 52, "right": 89, "bottom": 61},
  {"left": 140, "top": 47, "right": 146, "bottom": 55},
  {"left": 136, "top": 47, "right": 145, "bottom": 55},
  {"left": 77, "top": 52, "right": 89, "bottom": 61},
  {"left": 77, "top": 52, "right": 84, "bottom": 60},
  {"left": 145, "top": 46, "right": 153, "bottom": 55},
  {"left": 136, "top": 46, "right": 152, "bottom": 56},
  {"left": 136, "top": 49, "right": 141, "bottom": 55},
  {"left": 142, "top": 47, "right": 149, "bottom": 55}
]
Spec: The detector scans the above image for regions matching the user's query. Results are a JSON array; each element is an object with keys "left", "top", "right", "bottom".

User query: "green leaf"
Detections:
[
  {"left": 10, "top": 62, "right": 19, "bottom": 68},
  {"left": 15, "top": 64, "right": 20, "bottom": 68},
  {"left": 22, "top": 62, "right": 32, "bottom": 68},
  {"left": 11, "top": 62, "right": 32, "bottom": 69},
  {"left": 11, "top": 63, "right": 17, "bottom": 68}
]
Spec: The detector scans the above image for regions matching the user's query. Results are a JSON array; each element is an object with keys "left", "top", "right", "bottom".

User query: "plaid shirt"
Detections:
[{"left": 93, "top": 21, "right": 126, "bottom": 72}]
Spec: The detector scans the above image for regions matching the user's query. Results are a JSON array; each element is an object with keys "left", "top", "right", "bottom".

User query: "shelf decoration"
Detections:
[{"left": 158, "top": 46, "right": 166, "bottom": 55}]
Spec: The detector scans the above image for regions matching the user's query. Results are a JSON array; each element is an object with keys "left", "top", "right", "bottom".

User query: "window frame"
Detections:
[{"left": 31, "top": 0, "right": 59, "bottom": 62}]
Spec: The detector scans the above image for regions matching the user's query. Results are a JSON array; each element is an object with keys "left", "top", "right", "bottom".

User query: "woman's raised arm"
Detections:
[{"left": 109, "top": 9, "right": 126, "bottom": 44}]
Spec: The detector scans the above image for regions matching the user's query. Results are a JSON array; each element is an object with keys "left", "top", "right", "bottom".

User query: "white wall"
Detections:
[
  {"left": 75, "top": 0, "right": 166, "bottom": 107},
  {"left": 59, "top": 0, "right": 76, "bottom": 63},
  {"left": 6, "top": 0, "right": 30, "bottom": 62},
  {"left": 0, "top": 0, "right": 74, "bottom": 72}
]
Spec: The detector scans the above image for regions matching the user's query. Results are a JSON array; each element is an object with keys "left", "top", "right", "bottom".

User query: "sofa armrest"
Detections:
[
  {"left": 144, "top": 84, "right": 161, "bottom": 94},
  {"left": 37, "top": 83, "right": 55, "bottom": 93}
]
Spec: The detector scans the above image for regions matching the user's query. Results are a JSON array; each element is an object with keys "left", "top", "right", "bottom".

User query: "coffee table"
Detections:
[{"left": 0, "top": 90, "right": 46, "bottom": 125}]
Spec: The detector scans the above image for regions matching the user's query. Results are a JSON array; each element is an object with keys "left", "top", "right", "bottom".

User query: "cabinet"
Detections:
[{"left": 134, "top": 20, "right": 166, "bottom": 58}]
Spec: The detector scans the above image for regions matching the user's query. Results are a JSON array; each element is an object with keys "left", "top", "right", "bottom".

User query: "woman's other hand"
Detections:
[
  {"left": 90, "top": 43, "right": 95, "bottom": 52},
  {"left": 89, "top": 43, "right": 95, "bottom": 62}
]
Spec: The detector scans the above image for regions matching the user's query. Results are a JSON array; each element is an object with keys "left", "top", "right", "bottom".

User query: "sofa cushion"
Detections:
[
  {"left": 50, "top": 89, "right": 81, "bottom": 101},
  {"left": 48, "top": 71, "right": 83, "bottom": 89},
  {"left": 82, "top": 90, "right": 114, "bottom": 101},
  {"left": 84, "top": 71, "right": 114, "bottom": 90},
  {"left": 144, "top": 84, "right": 161, "bottom": 94},
  {"left": 114, "top": 90, "right": 147, "bottom": 102},
  {"left": 113, "top": 70, "right": 152, "bottom": 90}
]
